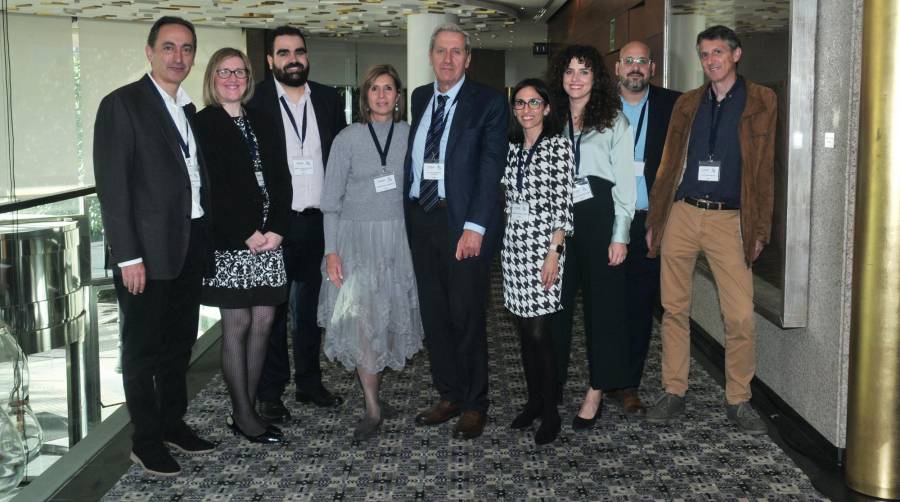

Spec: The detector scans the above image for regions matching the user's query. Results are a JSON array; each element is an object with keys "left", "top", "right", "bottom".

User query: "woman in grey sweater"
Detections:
[{"left": 317, "top": 65, "right": 423, "bottom": 440}]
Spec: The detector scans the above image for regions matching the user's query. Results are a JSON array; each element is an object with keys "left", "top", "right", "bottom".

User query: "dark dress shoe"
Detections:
[
  {"left": 163, "top": 427, "right": 216, "bottom": 454},
  {"left": 415, "top": 400, "right": 460, "bottom": 426},
  {"left": 295, "top": 386, "right": 344, "bottom": 408},
  {"left": 226, "top": 415, "right": 284, "bottom": 444},
  {"left": 453, "top": 411, "right": 487, "bottom": 439},
  {"left": 535, "top": 412, "right": 561, "bottom": 445},
  {"left": 258, "top": 400, "right": 291, "bottom": 423},
  {"left": 572, "top": 398, "right": 603, "bottom": 431},
  {"left": 622, "top": 389, "right": 647, "bottom": 416},
  {"left": 130, "top": 447, "right": 181, "bottom": 477},
  {"left": 510, "top": 401, "right": 542, "bottom": 430}
]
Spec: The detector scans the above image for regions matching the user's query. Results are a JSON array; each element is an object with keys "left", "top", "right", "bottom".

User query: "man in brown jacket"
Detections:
[{"left": 644, "top": 25, "right": 776, "bottom": 434}]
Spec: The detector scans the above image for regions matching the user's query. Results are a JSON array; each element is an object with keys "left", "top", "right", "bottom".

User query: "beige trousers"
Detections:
[{"left": 659, "top": 201, "right": 756, "bottom": 405}]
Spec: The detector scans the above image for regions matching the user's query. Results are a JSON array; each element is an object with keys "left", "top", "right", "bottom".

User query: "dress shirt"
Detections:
[
  {"left": 676, "top": 77, "right": 747, "bottom": 208},
  {"left": 276, "top": 81, "right": 325, "bottom": 212},
  {"left": 119, "top": 74, "right": 201, "bottom": 268},
  {"left": 564, "top": 113, "right": 635, "bottom": 244},
  {"left": 621, "top": 92, "right": 650, "bottom": 211},
  {"left": 410, "top": 77, "right": 484, "bottom": 235}
]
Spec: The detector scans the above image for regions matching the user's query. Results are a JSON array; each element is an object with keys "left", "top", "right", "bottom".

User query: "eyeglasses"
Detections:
[
  {"left": 215, "top": 68, "right": 250, "bottom": 79},
  {"left": 513, "top": 98, "right": 544, "bottom": 110},
  {"left": 621, "top": 56, "right": 651, "bottom": 66}
]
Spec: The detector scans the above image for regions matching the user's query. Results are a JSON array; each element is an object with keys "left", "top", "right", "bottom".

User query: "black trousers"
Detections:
[
  {"left": 258, "top": 210, "right": 325, "bottom": 402},
  {"left": 551, "top": 177, "right": 631, "bottom": 391},
  {"left": 406, "top": 202, "right": 492, "bottom": 413},
  {"left": 622, "top": 210, "right": 659, "bottom": 389},
  {"left": 115, "top": 218, "right": 205, "bottom": 454}
]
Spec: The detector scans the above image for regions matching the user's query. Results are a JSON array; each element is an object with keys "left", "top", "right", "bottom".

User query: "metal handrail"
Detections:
[{"left": 0, "top": 186, "right": 96, "bottom": 214}]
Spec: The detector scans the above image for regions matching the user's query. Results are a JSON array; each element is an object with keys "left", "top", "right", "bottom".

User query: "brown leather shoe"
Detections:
[
  {"left": 453, "top": 411, "right": 487, "bottom": 440},
  {"left": 622, "top": 388, "right": 647, "bottom": 416},
  {"left": 414, "top": 400, "right": 460, "bottom": 426}
]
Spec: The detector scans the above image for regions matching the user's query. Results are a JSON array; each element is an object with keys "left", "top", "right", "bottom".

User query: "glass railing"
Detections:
[{"left": 0, "top": 187, "right": 220, "bottom": 491}]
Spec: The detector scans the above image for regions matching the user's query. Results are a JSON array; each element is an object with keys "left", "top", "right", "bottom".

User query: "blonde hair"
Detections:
[
  {"left": 202, "top": 47, "right": 255, "bottom": 107},
  {"left": 358, "top": 64, "right": 403, "bottom": 124}
]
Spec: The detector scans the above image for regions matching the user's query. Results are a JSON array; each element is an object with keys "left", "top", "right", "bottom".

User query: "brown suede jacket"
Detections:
[{"left": 646, "top": 78, "right": 777, "bottom": 265}]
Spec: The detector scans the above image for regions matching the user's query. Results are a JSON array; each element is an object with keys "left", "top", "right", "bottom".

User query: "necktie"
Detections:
[{"left": 419, "top": 94, "right": 448, "bottom": 212}]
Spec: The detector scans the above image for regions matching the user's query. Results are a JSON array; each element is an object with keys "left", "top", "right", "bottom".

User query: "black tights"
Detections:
[
  {"left": 221, "top": 306, "right": 275, "bottom": 436},
  {"left": 516, "top": 314, "right": 558, "bottom": 418}
]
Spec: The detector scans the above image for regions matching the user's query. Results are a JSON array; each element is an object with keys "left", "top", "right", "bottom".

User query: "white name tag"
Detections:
[
  {"left": 188, "top": 170, "right": 201, "bottom": 188},
  {"left": 291, "top": 158, "right": 314, "bottom": 176},
  {"left": 423, "top": 162, "right": 444, "bottom": 180},
  {"left": 633, "top": 160, "right": 645, "bottom": 177},
  {"left": 254, "top": 172, "right": 265, "bottom": 186},
  {"left": 573, "top": 178, "right": 593, "bottom": 203},
  {"left": 509, "top": 202, "right": 530, "bottom": 222},
  {"left": 373, "top": 174, "right": 397, "bottom": 193},
  {"left": 698, "top": 160, "right": 721, "bottom": 182}
]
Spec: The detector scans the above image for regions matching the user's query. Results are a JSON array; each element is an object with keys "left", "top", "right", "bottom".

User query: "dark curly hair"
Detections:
[{"left": 547, "top": 45, "right": 620, "bottom": 133}]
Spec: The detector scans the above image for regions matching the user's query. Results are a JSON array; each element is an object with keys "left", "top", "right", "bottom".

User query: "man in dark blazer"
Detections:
[
  {"left": 93, "top": 16, "right": 214, "bottom": 477},
  {"left": 404, "top": 23, "right": 509, "bottom": 440},
  {"left": 610, "top": 40, "right": 681, "bottom": 415},
  {"left": 247, "top": 25, "right": 347, "bottom": 423}
]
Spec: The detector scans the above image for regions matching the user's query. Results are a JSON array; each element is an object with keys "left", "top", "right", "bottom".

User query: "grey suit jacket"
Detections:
[{"left": 93, "top": 74, "right": 211, "bottom": 280}]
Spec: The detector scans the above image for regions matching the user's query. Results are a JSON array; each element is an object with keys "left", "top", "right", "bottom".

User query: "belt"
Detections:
[
  {"left": 291, "top": 208, "right": 322, "bottom": 216},
  {"left": 682, "top": 197, "right": 738, "bottom": 211},
  {"left": 410, "top": 198, "right": 448, "bottom": 209}
]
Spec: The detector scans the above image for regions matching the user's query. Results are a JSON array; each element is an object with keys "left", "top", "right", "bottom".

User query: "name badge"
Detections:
[
  {"left": 188, "top": 170, "right": 201, "bottom": 188},
  {"left": 698, "top": 160, "right": 721, "bottom": 182},
  {"left": 423, "top": 162, "right": 444, "bottom": 180},
  {"left": 255, "top": 172, "right": 265, "bottom": 186},
  {"left": 373, "top": 174, "right": 396, "bottom": 193},
  {"left": 291, "top": 158, "right": 315, "bottom": 176},
  {"left": 572, "top": 178, "right": 593, "bottom": 203},
  {"left": 509, "top": 202, "right": 530, "bottom": 222},
  {"left": 633, "top": 160, "right": 645, "bottom": 177},
  {"left": 185, "top": 156, "right": 197, "bottom": 168}
]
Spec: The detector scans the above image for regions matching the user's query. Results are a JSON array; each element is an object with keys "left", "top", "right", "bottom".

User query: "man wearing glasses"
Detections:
[
  {"left": 645, "top": 26, "right": 776, "bottom": 434},
  {"left": 248, "top": 25, "right": 347, "bottom": 424},
  {"left": 610, "top": 41, "right": 681, "bottom": 416}
]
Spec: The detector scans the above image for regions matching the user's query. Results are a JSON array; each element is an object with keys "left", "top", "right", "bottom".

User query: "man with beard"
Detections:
[
  {"left": 248, "top": 25, "right": 347, "bottom": 423},
  {"left": 607, "top": 41, "right": 681, "bottom": 416}
]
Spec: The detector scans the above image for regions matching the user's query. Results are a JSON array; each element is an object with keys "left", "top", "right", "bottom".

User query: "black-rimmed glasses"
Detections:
[
  {"left": 215, "top": 68, "right": 250, "bottom": 79},
  {"left": 513, "top": 98, "right": 544, "bottom": 110}
]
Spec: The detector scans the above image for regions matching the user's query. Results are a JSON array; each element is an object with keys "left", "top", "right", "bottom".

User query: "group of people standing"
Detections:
[{"left": 93, "top": 15, "right": 775, "bottom": 478}]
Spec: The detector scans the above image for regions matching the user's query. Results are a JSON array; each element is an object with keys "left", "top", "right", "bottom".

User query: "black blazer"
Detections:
[
  {"left": 643, "top": 84, "right": 682, "bottom": 193},
  {"left": 403, "top": 79, "right": 510, "bottom": 257},
  {"left": 245, "top": 78, "right": 347, "bottom": 169},
  {"left": 193, "top": 106, "right": 291, "bottom": 251},
  {"left": 93, "top": 74, "right": 212, "bottom": 280}
]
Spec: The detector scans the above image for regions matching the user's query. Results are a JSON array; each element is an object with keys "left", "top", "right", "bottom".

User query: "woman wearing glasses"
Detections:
[
  {"left": 317, "top": 64, "right": 422, "bottom": 441},
  {"left": 548, "top": 45, "right": 635, "bottom": 430},
  {"left": 195, "top": 47, "right": 290, "bottom": 444},
  {"left": 502, "top": 78, "right": 573, "bottom": 445}
]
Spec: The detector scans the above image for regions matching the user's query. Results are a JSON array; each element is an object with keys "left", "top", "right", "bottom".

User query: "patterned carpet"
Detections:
[{"left": 103, "top": 267, "right": 827, "bottom": 501}]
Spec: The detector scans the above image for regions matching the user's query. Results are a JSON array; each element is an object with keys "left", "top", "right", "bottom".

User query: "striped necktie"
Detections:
[{"left": 419, "top": 94, "right": 448, "bottom": 212}]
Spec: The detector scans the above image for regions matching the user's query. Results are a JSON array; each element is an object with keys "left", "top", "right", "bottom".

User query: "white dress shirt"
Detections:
[{"left": 275, "top": 81, "right": 325, "bottom": 212}]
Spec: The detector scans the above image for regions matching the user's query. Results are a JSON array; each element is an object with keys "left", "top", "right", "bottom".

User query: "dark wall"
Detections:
[
  {"left": 548, "top": 0, "right": 665, "bottom": 85},
  {"left": 468, "top": 48, "right": 506, "bottom": 94}
]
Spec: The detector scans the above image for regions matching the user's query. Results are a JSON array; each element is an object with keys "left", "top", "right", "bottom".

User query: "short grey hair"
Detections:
[{"left": 429, "top": 23, "right": 471, "bottom": 54}]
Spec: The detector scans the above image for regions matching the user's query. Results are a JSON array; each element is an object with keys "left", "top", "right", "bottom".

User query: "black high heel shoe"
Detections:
[
  {"left": 226, "top": 415, "right": 284, "bottom": 444},
  {"left": 571, "top": 397, "right": 603, "bottom": 431}
]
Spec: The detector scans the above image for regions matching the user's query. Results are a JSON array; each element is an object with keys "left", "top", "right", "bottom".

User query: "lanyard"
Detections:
[
  {"left": 432, "top": 94, "right": 460, "bottom": 134},
  {"left": 155, "top": 91, "right": 192, "bottom": 159},
  {"left": 279, "top": 96, "right": 308, "bottom": 153},
  {"left": 633, "top": 100, "right": 647, "bottom": 160},
  {"left": 567, "top": 115, "right": 584, "bottom": 175},
  {"left": 367, "top": 121, "right": 395, "bottom": 169},
  {"left": 707, "top": 86, "right": 727, "bottom": 159},
  {"left": 516, "top": 134, "right": 543, "bottom": 192}
]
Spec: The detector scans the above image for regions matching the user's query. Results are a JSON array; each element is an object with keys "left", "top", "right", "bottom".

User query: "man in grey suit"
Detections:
[{"left": 93, "top": 16, "right": 215, "bottom": 477}]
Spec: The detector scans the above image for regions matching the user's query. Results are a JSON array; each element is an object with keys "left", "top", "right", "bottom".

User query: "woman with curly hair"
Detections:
[{"left": 548, "top": 44, "right": 635, "bottom": 431}]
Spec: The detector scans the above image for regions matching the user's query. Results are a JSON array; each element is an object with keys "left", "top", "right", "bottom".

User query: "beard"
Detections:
[
  {"left": 620, "top": 72, "right": 649, "bottom": 92},
  {"left": 273, "top": 61, "right": 310, "bottom": 87}
]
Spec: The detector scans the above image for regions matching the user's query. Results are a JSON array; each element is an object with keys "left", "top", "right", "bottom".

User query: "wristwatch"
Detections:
[{"left": 550, "top": 244, "right": 564, "bottom": 254}]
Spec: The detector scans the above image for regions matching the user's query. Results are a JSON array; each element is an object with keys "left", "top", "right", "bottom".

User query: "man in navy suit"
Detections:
[
  {"left": 609, "top": 41, "right": 681, "bottom": 415},
  {"left": 93, "top": 16, "right": 215, "bottom": 476},
  {"left": 404, "top": 23, "right": 509, "bottom": 440}
]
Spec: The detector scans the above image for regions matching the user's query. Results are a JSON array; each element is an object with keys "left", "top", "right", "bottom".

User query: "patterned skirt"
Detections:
[{"left": 201, "top": 248, "right": 287, "bottom": 308}]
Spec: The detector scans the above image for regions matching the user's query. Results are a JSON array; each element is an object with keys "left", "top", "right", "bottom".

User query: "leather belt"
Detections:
[
  {"left": 291, "top": 208, "right": 322, "bottom": 216},
  {"left": 682, "top": 197, "right": 738, "bottom": 211}
]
